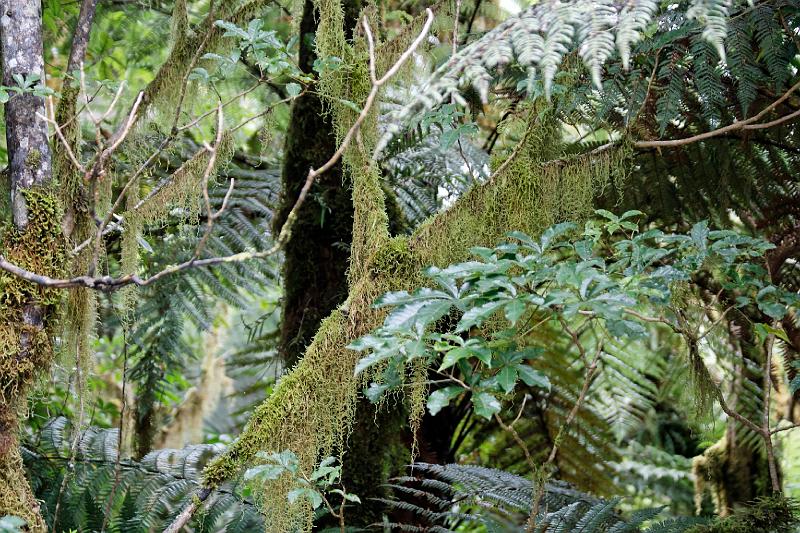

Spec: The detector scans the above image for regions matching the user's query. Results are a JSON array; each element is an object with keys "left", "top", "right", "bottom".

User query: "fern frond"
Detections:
[{"left": 23, "top": 418, "right": 263, "bottom": 532}]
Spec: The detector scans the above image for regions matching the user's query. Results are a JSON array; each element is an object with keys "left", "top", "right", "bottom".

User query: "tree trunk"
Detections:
[
  {"left": 273, "top": 1, "right": 409, "bottom": 525},
  {"left": 693, "top": 319, "right": 775, "bottom": 515},
  {"left": 0, "top": 1, "right": 56, "bottom": 529},
  {"left": 273, "top": 0, "right": 355, "bottom": 368}
]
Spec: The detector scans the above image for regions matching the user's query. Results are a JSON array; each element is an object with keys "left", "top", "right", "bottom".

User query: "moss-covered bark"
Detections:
[
  {"left": 0, "top": 3, "right": 60, "bottom": 527},
  {"left": 273, "top": 0, "right": 356, "bottom": 367},
  {"left": 274, "top": 0, "right": 411, "bottom": 526}
]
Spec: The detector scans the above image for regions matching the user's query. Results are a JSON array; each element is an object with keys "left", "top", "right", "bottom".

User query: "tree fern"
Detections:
[{"left": 378, "top": 0, "right": 768, "bottom": 150}]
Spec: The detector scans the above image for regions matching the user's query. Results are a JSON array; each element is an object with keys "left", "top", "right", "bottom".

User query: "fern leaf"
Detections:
[{"left": 686, "top": 0, "right": 732, "bottom": 61}]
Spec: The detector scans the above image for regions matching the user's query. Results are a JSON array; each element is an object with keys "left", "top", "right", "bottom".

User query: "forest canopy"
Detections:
[{"left": 0, "top": 0, "right": 799, "bottom": 531}]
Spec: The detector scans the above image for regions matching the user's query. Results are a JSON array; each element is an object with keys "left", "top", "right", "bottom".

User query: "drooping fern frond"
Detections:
[
  {"left": 686, "top": 0, "right": 732, "bottom": 60},
  {"left": 382, "top": 134, "right": 488, "bottom": 228},
  {"left": 381, "top": 463, "right": 706, "bottom": 532},
  {"left": 378, "top": 0, "right": 757, "bottom": 150}
]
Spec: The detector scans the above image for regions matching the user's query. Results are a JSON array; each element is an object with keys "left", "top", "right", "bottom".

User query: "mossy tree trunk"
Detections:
[
  {"left": 0, "top": 1, "right": 57, "bottom": 529},
  {"left": 274, "top": 0, "right": 409, "bottom": 525},
  {"left": 274, "top": 0, "right": 357, "bottom": 367}
]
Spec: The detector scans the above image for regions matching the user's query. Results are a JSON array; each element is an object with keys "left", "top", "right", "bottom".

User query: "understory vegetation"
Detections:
[{"left": 0, "top": 0, "right": 799, "bottom": 531}]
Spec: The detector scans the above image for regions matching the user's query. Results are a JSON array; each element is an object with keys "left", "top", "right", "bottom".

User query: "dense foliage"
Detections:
[{"left": 0, "top": 0, "right": 799, "bottom": 531}]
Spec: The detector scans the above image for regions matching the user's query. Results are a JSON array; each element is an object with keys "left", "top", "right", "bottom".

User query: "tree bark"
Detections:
[
  {"left": 0, "top": 1, "right": 54, "bottom": 529},
  {"left": 273, "top": 0, "right": 355, "bottom": 367},
  {"left": 1, "top": 0, "right": 52, "bottom": 228}
]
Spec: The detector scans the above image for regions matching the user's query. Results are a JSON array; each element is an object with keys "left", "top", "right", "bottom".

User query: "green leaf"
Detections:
[
  {"left": 472, "top": 392, "right": 501, "bottom": 420},
  {"left": 286, "top": 82, "right": 301, "bottom": 97},
  {"left": 337, "top": 98, "right": 361, "bottom": 113},
  {"left": 439, "top": 344, "right": 491, "bottom": 371},
  {"left": 427, "top": 386, "right": 463, "bottom": 415},
  {"left": 354, "top": 350, "right": 394, "bottom": 376},
  {"left": 330, "top": 489, "right": 362, "bottom": 503},
  {"left": 243, "top": 463, "right": 285, "bottom": 481},
  {"left": 457, "top": 300, "right": 507, "bottom": 331},
  {"left": 215, "top": 19, "right": 250, "bottom": 40},
  {"left": 343, "top": 493, "right": 361, "bottom": 503},
  {"left": 288, "top": 488, "right": 323, "bottom": 509},
  {"left": 504, "top": 299, "right": 527, "bottom": 324},
  {"left": 690, "top": 220, "right": 709, "bottom": 250},
  {"left": 754, "top": 323, "right": 791, "bottom": 343},
  {"left": 517, "top": 365, "right": 550, "bottom": 390},
  {"left": 496, "top": 366, "right": 518, "bottom": 393},
  {"left": 364, "top": 382, "right": 390, "bottom": 402},
  {"left": 595, "top": 209, "right": 619, "bottom": 222},
  {"left": 619, "top": 210, "right": 644, "bottom": 220}
]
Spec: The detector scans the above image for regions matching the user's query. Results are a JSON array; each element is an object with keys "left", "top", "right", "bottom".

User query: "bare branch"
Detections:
[{"left": 634, "top": 79, "right": 800, "bottom": 149}]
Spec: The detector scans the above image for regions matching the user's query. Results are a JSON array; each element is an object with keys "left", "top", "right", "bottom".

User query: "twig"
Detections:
[
  {"left": 192, "top": 102, "right": 232, "bottom": 259},
  {"left": 494, "top": 411, "right": 536, "bottom": 474},
  {"left": 39, "top": 97, "right": 85, "bottom": 172}
]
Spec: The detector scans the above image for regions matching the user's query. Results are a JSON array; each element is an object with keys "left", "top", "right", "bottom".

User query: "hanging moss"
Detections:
[
  {"left": 135, "top": 132, "right": 235, "bottom": 226},
  {"left": 410, "top": 116, "right": 631, "bottom": 269},
  {"left": 408, "top": 358, "right": 428, "bottom": 460}
]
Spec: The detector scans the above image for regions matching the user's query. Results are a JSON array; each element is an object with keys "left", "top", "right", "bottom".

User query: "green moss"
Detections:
[
  {"left": 25, "top": 149, "right": 42, "bottom": 171},
  {"left": 0, "top": 189, "right": 65, "bottom": 392},
  {"left": 369, "top": 236, "right": 415, "bottom": 284},
  {"left": 0, "top": 188, "right": 65, "bottom": 531},
  {"left": 688, "top": 495, "right": 800, "bottom": 533},
  {"left": 0, "top": 189, "right": 65, "bottom": 311}
]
